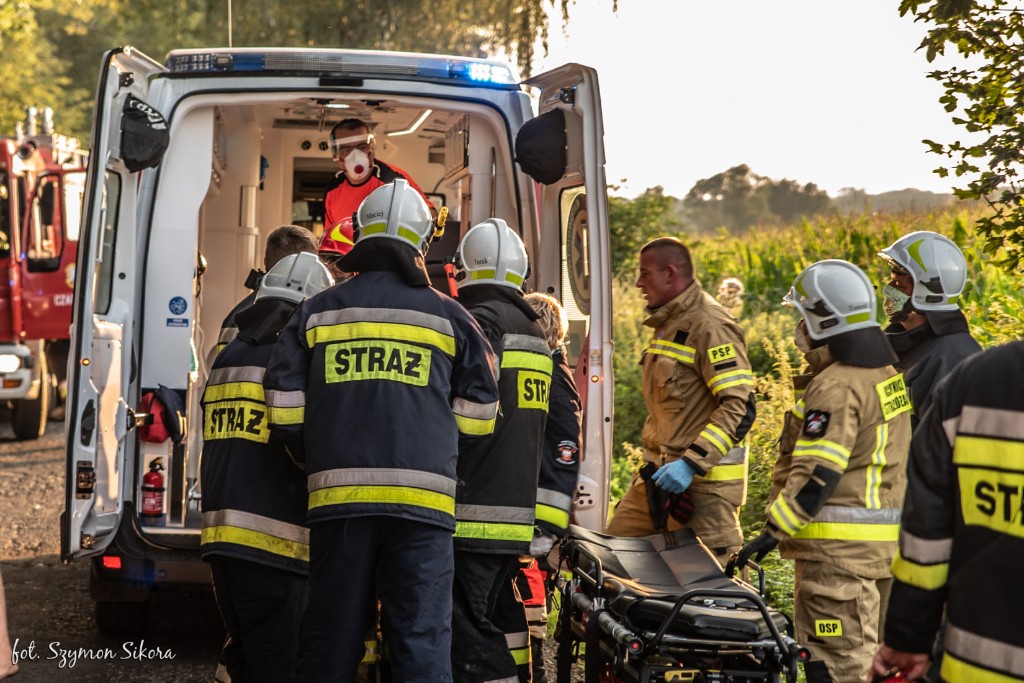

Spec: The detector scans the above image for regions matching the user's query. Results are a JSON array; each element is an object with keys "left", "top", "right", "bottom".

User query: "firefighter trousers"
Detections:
[
  {"left": 209, "top": 556, "right": 308, "bottom": 683},
  {"left": 604, "top": 471, "right": 742, "bottom": 562},
  {"left": 297, "top": 517, "right": 454, "bottom": 683},
  {"left": 452, "top": 552, "right": 522, "bottom": 683},
  {"left": 794, "top": 560, "right": 882, "bottom": 683}
]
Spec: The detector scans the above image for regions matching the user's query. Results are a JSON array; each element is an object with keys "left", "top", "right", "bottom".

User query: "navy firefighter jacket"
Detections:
[
  {"left": 263, "top": 269, "right": 500, "bottom": 532},
  {"left": 535, "top": 348, "right": 582, "bottom": 537},
  {"left": 455, "top": 285, "right": 553, "bottom": 554},
  {"left": 200, "top": 337, "right": 310, "bottom": 575}
]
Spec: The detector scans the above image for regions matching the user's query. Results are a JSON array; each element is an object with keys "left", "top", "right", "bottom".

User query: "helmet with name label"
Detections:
[
  {"left": 354, "top": 179, "right": 433, "bottom": 253},
  {"left": 783, "top": 259, "right": 879, "bottom": 340},
  {"left": 878, "top": 231, "right": 966, "bottom": 311},
  {"left": 255, "top": 251, "right": 334, "bottom": 305},
  {"left": 456, "top": 218, "right": 529, "bottom": 290}
]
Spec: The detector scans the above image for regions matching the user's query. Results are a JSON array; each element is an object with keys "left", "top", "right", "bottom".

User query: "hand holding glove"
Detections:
[
  {"left": 529, "top": 532, "right": 557, "bottom": 558},
  {"left": 725, "top": 531, "right": 778, "bottom": 576},
  {"left": 652, "top": 459, "right": 697, "bottom": 494}
]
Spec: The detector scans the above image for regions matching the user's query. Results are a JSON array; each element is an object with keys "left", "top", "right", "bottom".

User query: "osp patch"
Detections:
[
  {"left": 556, "top": 440, "right": 578, "bottom": 466},
  {"left": 802, "top": 410, "right": 831, "bottom": 438}
]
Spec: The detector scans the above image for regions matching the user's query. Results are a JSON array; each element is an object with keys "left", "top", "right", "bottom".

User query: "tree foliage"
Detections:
[
  {"left": 1, "top": 0, "right": 600, "bottom": 140},
  {"left": 683, "top": 164, "right": 831, "bottom": 232},
  {"left": 608, "top": 186, "right": 680, "bottom": 277},
  {"left": 899, "top": 0, "right": 1024, "bottom": 273}
]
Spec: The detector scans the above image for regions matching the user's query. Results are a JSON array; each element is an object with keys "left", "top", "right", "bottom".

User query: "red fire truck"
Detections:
[{"left": 0, "top": 107, "right": 87, "bottom": 439}]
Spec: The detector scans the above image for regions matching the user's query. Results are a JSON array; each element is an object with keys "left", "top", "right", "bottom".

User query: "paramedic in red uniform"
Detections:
[{"left": 322, "top": 118, "right": 432, "bottom": 229}]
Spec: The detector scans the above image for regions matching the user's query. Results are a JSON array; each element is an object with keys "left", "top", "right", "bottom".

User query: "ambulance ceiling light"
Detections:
[{"left": 388, "top": 110, "right": 432, "bottom": 137}]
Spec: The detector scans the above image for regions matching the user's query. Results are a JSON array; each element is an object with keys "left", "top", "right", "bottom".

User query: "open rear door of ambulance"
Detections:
[
  {"left": 62, "top": 47, "right": 168, "bottom": 561},
  {"left": 523, "top": 64, "right": 613, "bottom": 532}
]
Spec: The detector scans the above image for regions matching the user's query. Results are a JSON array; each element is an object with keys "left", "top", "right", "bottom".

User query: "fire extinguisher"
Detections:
[{"left": 141, "top": 457, "right": 165, "bottom": 526}]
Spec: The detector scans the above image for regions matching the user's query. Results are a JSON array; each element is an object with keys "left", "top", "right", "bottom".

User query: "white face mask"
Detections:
[
  {"left": 343, "top": 148, "right": 371, "bottom": 182},
  {"left": 794, "top": 320, "right": 813, "bottom": 353},
  {"left": 882, "top": 284, "right": 911, "bottom": 319}
]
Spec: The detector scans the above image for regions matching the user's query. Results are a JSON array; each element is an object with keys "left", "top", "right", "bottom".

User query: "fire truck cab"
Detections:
[
  {"left": 0, "top": 108, "right": 86, "bottom": 440},
  {"left": 61, "top": 46, "right": 613, "bottom": 635}
]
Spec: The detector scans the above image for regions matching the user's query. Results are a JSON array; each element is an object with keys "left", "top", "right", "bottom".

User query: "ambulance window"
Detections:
[
  {"left": 0, "top": 172, "right": 10, "bottom": 258},
  {"left": 94, "top": 172, "right": 121, "bottom": 315},
  {"left": 559, "top": 187, "right": 590, "bottom": 365},
  {"left": 27, "top": 175, "right": 62, "bottom": 270}
]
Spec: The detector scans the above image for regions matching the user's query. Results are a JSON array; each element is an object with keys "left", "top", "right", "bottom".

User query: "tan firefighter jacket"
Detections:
[
  {"left": 767, "top": 344, "right": 911, "bottom": 578},
  {"left": 641, "top": 281, "right": 756, "bottom": 506}
]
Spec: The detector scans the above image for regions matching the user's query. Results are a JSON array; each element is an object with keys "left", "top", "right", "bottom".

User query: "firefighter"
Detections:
[
  {"left": 606, "top": 237, "right": 756, "bottom": 564},
  {"left": 264, "top": 179, "right": 499, "bottom": 681},
  {"left": 868, "top": 340, "right": 1024, "bottom": 683},
  {"left": 200, "top": 251, "right": 334, "bottom": 683},
  {"left": 323, "top": 118, "right": 433, "bottom": 228},
  {"left": 451, "top": 219, "right": 552, "bottom": 683},
  {"left": 879, "top": 231, "right": 981, "bottom": 427},
  {"left": 519, "top": 291, "right": 583, "bottom": 683},
  {"left": 215, "top": 224, "right": 318, "bottom": 355},
  {"left": 729, "top": 260, "right": 912, "bottom": 683}
]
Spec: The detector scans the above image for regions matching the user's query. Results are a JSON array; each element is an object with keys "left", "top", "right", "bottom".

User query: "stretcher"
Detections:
[{"left": 554, "top": 526, "right": 809, "bottom": 682}]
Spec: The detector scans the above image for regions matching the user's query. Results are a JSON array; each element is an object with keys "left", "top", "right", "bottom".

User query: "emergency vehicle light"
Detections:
[{"left": 164, "top": 49, "right": 519, "bottom": 88}]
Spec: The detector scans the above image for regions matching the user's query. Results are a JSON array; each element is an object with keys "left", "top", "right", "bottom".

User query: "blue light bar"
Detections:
[{"left": 164, "top": 49, "right": 519, "bottom": 88}]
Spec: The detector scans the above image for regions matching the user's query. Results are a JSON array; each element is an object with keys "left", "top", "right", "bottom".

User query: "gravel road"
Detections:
[{"left": 0, "top": 419, "right": 577, "bottom": 681}]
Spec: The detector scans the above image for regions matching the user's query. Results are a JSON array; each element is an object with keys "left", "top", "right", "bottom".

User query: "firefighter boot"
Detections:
[{"left": 531, "top": 636, "right": 547, "bottom": 683}]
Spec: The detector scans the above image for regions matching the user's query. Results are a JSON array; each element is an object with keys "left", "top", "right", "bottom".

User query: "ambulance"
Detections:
[{"left": 61, "top": 46, "right": 613, "bottom": 634}]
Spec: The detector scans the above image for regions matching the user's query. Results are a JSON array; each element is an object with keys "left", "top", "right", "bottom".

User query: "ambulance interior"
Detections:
[{"left": 133, "top": 93, "right": 589, "bottom": 539}]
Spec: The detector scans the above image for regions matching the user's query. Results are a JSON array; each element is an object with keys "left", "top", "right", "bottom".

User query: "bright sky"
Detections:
[{"left": 532, "top": 1, "right": 965, "bottom": 199}]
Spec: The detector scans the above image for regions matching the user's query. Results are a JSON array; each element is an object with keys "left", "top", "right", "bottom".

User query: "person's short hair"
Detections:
[
  {"left": 330, "top": 118, "right": 370, "bottom": 141},
  {"left": 264, "top": 225, "right": 318, "bottom": 270},
  {"left": 640, "top": 236, "right": 694, "bottom": 279},
  {"left": 525, "top": 292, "right": 569, "bottom": 351}
]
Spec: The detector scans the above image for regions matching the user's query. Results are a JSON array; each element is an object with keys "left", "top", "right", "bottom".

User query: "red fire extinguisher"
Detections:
[{"left": 141, "top": 457, "right": 165, "bottom": 526}]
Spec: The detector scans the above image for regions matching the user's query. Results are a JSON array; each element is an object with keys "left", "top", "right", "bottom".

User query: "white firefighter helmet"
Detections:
[
  {"left": 456, "top": 218, "right": 529, "bottom": 290},
  {"left": 255, "top": 251, "right": 334, "bottom": 305},
  {"left": 878, "top": 231, "right": 966, "bottom": 311},
  {"left": 783, "top": 259, "right": 879, "bottom": 340},
  {"left": 355, "top": 178, "right": 433, "bottom": 253}
]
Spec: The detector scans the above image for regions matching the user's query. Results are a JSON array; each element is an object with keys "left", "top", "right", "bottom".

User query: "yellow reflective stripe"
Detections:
[
  {"left": 793, "top": 522, "right": 900, "bottom": 541},
  {"left": 306, "top": 321, "right": 456, "bottom": 357},
  {"left": 535, "top": 503, "right": 570, "bottom": 529},
  {"left": 865, "top": 423, "right": 888, "bottom": 510},
  {"left": 792, "top": 399, "right": 806, "bottom": 420},
  {"left": 794, "top": 439, "right": 851, "bottom": 469},
  {"left": 201, "top": 526, "right": 309, "bottom": 562},
  {"left": 470, "top": 268, "right": 497, "bottom": 280},
  {"left": 510, "top": 646, "right": 531, "bottom": 665},
  {"left": 698, "top": 462, "right": 747, "bottom": 482},
  {"left": 646, "top": 346, "right": 695, "bottom": 364},
  {"left": 892, "top": 549, "right": 949, "bottom": 590},
  {"left": 308, "top": 485, "right": 455, "bottom": 515},
  {"left": 215, "top": 343, "right": 228, "bottom": 355},
  {"left": 942, "top": 652, "right": 1022, "bottom": 683},
  {"left": 203, "top": 381, "right": 264, "bottom": 403},
  {"left": 700, "top": 423, "right": 734, "bottom": 455},
  {"left": 454, "top": 521, "right": 534, "bottom": 542},
  {"left": 953, "top": 435, "right": 1024, "bottom": 470},
  {"left": 501, "top": 350, "right": 553, "bottom": 373},
  {"left": 770, "top": 497, "right": 803, "bottom": 536},
  {"left": 268, "top": 406, "right": 304, "bottom": 426},
  {"left": 707, "top": 368, "right": 755, "bottom": 395},
  {"left": 654, "top": 338, "right": 693, "bottom": 353},
  {"left": 361, "top": 640, "right": 378, "bottom": 663},
  {"left": 455, "top": 413, "right": 496, "bottom": 436}
]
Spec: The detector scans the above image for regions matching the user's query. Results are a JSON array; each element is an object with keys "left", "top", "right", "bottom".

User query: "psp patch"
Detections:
[
  {"left": 556, "top": 440, "right": 578, "bottom": 465},
  {"left": 802, "top": 410, "right": 831, "bottom": 437},
  {"left": 708, "top": 343, "right": 737, "bottom": 364}
]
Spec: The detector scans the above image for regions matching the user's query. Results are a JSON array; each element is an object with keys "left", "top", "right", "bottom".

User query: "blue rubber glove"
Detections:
[{"left": 651, "top": 459, "right": 697, "bottom": 494}]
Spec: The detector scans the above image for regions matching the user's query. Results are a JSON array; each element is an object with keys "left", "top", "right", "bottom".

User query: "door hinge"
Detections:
[
  {"left": 119, "top": 72, "right": 135, "bottom": 89},
  {"left": 127, "top": 407, "right": 153, "bottom": 431},
  {"left": 75, "top": 461, "right": 95, "bottom": 500},
  {"left": 558, "top": 87, "right": 576, "bottom": 105}
]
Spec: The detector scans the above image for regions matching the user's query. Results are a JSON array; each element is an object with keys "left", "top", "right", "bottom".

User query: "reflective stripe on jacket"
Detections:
[
  {"left": 885, "top": 341, "right": 1024, "bottom": 682},
  {"left": 263, "top": 270, "right": 499, "bottom": 531},
  {"left": 456, "top": 287, "right": 551, "bottom": 553},
  {"left": 640, "top": 280, "right": 756, "bottom": 506},
  {"left": 200, "top": 342, "right": 310, "bottom": 574},
  {"left": 768, "top": 345, "right": 911, "bottom": 578}
]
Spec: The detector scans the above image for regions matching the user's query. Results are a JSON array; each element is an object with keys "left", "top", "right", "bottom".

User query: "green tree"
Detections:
[
  {"left": 608, "top": 186, "right": 681, "bottom": 277},
  {"left": 899, "top": 0, "right": 1024, "bottom": 273}
]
